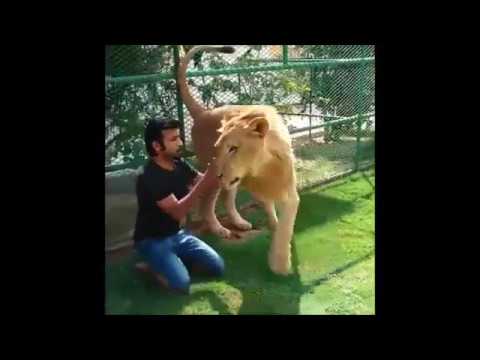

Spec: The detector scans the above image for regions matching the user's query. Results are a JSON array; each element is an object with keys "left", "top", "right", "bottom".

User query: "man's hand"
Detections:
[
  {"left": 156, "top": 158, "right": 221, "bottom": 222},
  {"left": 197, "top": 159, "right": 221, "bottom": 194}
]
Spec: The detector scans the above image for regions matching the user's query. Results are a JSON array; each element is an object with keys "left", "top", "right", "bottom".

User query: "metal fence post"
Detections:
[
  {"left": 282, "top": 45, "right": 289, "bottom": 65},
  {"left": 354, "top": 56, "right": 367, "bottom": 171},
  {"left": 308, "top": 68, "right": 314, "bottom": 142}
]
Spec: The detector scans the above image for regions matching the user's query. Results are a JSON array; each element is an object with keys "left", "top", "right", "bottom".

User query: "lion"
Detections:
[{"left": 177, "top": 45, "right": 300, "bottom": 275}]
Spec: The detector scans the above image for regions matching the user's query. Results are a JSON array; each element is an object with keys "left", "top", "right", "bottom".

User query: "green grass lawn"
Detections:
[{"left": 105, "top": 169, "right": 375, "bottom": 315}]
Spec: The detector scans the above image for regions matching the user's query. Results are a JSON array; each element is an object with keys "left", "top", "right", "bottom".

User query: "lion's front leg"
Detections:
[
  {"left": 262, "top": 200, "right": 278, "bottom": 231},
  {"left": 223, "top": 186, "right": 252, "bottom": 231},
  {"left": 268, "top": 190, "right": 300, "bottom": 275},
  {"left": 251, "top": 194, "right": 278, "bottom": 231},
  {"left": 199, "top": 187, "right": 232, "bottom": 239}
]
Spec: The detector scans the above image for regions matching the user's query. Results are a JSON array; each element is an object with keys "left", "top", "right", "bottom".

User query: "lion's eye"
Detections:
[{"left": 228, "top": 146, "right": 238, "bottom": 154}]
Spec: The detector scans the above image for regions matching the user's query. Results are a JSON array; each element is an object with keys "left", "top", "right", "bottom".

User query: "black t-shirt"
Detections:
[{"left": 133, "top": 158, "right": 198, "bottom": 243}]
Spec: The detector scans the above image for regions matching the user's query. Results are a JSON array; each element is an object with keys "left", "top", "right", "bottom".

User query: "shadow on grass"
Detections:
[
  {"left": 361, "top": 171, "right": 375, "bottom": 191},
  {"left": 301, "top": 250, "right": 374, "bottom": 291},
  {"left": 195, "top": 191, "right": 358, "bottom": 315}
]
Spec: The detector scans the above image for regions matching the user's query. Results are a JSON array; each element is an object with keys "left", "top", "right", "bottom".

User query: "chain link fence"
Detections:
[{"left": 105, "top": 45, "right": 375, "bottom": 189}]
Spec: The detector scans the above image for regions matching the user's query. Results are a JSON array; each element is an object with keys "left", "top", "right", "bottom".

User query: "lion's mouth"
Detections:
[{"left": 229, "top": 177, "right": 241, "bottom": 186}]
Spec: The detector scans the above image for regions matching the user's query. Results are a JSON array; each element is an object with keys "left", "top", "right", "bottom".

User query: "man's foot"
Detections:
[
  {"left": 134, "top": 262, "right": 150, "bottom": 273},
  {"left": 134, "top": 262, "right": 169, "bottom": 289}
]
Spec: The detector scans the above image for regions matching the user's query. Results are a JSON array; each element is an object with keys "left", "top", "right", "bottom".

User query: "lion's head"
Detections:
[{"left": 213, "top": 112, "right": 270, "bottom": 190}]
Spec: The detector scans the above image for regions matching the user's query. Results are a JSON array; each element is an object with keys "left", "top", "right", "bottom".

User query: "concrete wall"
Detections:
[{"left": 105, "top": 168, "right": 140, "bottom": 250}]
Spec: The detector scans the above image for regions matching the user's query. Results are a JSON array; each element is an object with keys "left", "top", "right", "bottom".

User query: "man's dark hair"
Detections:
[{"left": 144, "top": 117, "right": 182, "bottom": 157}]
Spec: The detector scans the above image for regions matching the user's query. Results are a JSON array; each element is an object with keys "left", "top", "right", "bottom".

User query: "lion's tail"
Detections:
[{"left": 177, "top": 45, "right": 235, "bottom": 118}]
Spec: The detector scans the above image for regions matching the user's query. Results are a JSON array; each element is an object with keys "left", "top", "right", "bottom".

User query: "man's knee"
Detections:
[
  {"left": 170, "top": 274, "right": 191, "bottom": 295},
  {"left": 210, "top": 255, "right": 225, "bottom": 277},
  {"left": 190, "top": 255, "right": 225, "bottom": 277}
]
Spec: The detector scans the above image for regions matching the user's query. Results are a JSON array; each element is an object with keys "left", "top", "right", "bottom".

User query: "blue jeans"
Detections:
[{"left": 135, "top": 229, "right": 225, "bottom": 294}]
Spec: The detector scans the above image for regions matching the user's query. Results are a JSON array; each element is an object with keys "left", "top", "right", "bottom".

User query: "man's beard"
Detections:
[{"left": 169, "top": 148, "right": 182, "bottom": 159}]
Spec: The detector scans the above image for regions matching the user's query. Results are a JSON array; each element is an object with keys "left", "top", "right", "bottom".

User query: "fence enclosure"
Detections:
[{"left": 106, "top": 45, "right": 374, "bottom": 181}]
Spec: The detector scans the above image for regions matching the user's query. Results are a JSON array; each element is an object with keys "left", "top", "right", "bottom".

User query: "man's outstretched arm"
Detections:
[{"left": 156, "top": 163, "right": 219, "bottom": 222}]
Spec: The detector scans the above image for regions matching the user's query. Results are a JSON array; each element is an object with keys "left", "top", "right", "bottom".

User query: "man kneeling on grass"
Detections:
[{"left": 133, "top": 117, "right": 224, "bottom": 295}]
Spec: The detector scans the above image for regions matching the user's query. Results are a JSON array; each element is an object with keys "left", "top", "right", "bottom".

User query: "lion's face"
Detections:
[{"left": 214, "top": 116, "right": 269, "bottom": 190}]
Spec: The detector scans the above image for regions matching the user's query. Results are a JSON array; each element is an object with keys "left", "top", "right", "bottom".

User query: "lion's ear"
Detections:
[
  {"left": 217, "top": 119, "right": 227, "bottom": 134},
  {"left": 245, "top": 117, "right": 269, "bottom": 138}
]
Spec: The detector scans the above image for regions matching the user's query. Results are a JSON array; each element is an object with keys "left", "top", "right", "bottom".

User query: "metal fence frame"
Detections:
[{"left": 105, "top": 45, "right": 374, "bottom": 176}]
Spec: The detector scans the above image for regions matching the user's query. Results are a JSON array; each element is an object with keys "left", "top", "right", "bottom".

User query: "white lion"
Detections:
[{"left": 178, "top": 45, "right": 300, "bottom": 275}]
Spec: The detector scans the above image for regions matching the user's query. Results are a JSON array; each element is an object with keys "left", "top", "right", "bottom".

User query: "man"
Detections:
[{"left": 133, "top": 117, "right": 224, "bottom": 295}]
